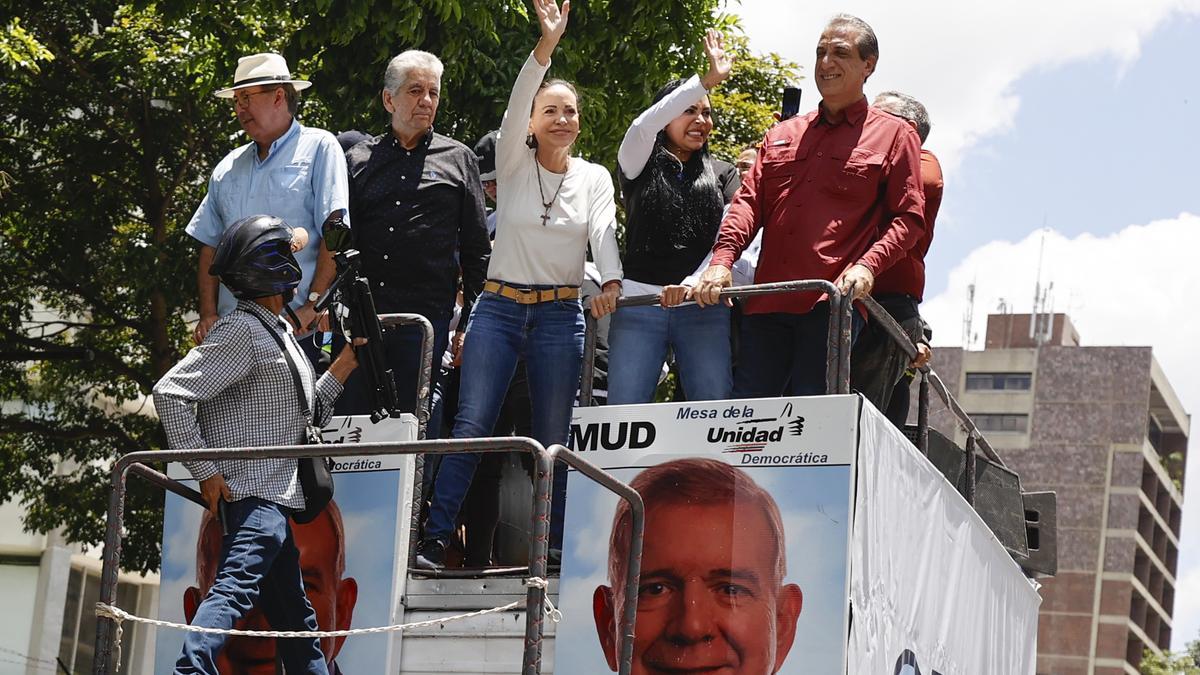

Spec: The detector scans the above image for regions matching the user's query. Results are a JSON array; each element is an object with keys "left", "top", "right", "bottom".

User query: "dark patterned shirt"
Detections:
[
  {"left": 346, "top": 129, "right": 490, "bottom": 321},
  {"left": 153, "top": 301, "right": 343, "bottom": 509}
]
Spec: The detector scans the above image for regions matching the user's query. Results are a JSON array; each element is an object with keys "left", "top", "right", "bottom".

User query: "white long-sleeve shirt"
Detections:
[{"left": 488, "top": 53, "right": 623, "bottom": 287}]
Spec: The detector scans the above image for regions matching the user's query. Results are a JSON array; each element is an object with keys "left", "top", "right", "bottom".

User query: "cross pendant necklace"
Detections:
[{"left": 535, "top": 158, "right": 567, "bottom": 226}]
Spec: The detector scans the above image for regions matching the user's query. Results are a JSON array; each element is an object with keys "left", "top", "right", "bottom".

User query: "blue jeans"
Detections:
[
  {"left": 607, "top": 303, "right": 732, "bottom": 404},
  {"left": 175, "top": 498, "right": 327, "bottom": 675},
  {"left": 425, "top": 291, "right": 583, "bottom": 549},
  {"left": 733, "top": 303, "right": 863, "bottom": 397},
  {"left": 334, "top": 315, "right": 451, "bottom": 437}
]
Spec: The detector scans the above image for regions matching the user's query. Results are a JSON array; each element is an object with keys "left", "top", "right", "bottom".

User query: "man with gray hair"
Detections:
[
  {"left": 851, "top": 91, "right": 943, "bottom": 427},
  {"left": 338, "top": 50, "right": 490, "bottom": 426}
]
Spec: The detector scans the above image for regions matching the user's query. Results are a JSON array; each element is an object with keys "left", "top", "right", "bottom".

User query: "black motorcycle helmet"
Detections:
[{"left": 208, "top": 215, "right": 303, "bottom": 300}]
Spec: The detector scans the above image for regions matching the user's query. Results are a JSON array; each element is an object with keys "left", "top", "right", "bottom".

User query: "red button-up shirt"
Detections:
[
  {"left": 711, "top": 97, "right": 926, "bottom": 315},
  {"left": 873, "top": 149, "right": 942, "bottom": 300}
]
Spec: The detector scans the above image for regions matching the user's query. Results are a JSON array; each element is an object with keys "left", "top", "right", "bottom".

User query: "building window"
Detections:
[
  {"left": 59, "top": 566, "right": 141, "bottom": 675},
  {"left": 973, "top": 413, "right": 1029, "bottom": 433},
  {"left": 965, "top": 372, "right": 1032, "bottom": 391}
]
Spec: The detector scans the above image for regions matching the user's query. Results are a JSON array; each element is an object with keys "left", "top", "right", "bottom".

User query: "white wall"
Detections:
[
  {"left": 0, "top": 502, "right": 44, "bottom": 554},
  {"left": 0, "top": 563, "right": 41, "bottom": 674}
]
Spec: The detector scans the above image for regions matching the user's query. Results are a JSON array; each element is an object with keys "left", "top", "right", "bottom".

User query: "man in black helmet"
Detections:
[{"left": 154, "top": 215, "right": 361, "bottom": 675}]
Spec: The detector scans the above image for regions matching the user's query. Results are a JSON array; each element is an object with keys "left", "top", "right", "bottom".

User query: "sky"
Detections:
[{"left": 736, "top": 0, "right": 1200, "bottom": 652}]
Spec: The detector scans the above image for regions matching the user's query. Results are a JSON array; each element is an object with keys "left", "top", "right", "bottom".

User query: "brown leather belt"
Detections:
[{"left": 484, "top": 280, "right": 579, "bottom": 304}]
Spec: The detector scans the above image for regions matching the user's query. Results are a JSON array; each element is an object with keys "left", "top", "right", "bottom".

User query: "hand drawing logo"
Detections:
[
  {"left": 788, "top": 416, "right": 805, "bottom": 437},
  {"left": 716, "top": 402, "right": 806, "bottom": 453},
  {"left": 321, "top": 416, "right": 364, "bottom": 444}
]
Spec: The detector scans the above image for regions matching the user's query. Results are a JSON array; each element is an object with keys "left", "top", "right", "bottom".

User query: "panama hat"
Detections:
[{"left": 214, "top": 53, "right": 312, "bottom": 98}]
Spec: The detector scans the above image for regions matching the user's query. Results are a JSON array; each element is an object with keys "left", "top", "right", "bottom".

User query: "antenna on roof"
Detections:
[
  {"left": 1030, "top": 226, "right": 1053, "bottom": 346},
  {"left": 962, "top": 281, "right": 976, "bottom": 349}
]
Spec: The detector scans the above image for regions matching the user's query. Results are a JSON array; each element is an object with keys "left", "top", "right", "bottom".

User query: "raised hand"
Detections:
[
  {"left": 534, "top": 0, "right": 570, "bottom": 43},
  {"left": 700, "top": 29, "right": 733, "bottom": 90}
]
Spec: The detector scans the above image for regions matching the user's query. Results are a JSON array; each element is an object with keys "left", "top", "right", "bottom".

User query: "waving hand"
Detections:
[{"left": 700, "top": 29, "right": 734, "bottom": 90}]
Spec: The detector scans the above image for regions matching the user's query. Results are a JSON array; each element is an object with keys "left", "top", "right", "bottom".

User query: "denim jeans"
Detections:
[
  {"left": 424, "top": 291, "right": 583, "bottom": 548},
  {"left": 175, "top": 498, "right": 327, "bottom": 675},
  {"left": 334, "top": 315, "right": 451, "bottom": 437},
  {"left": 607, "top": 303, "right": 732, "bottom": 404},
  {"left": 733, "top": 303, "right": 864, "bottom": 397}
]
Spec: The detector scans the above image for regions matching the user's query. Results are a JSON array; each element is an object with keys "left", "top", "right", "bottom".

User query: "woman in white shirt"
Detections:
[
  {"left": 417, "top": 0, "right": 622, "bottom": 568},
  {"left": 606, "top": 31, "right": 740, "bottom": 404}
]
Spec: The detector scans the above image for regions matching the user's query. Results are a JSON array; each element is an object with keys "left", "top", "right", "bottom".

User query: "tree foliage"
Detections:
[
  {"left": 1141, "top": 638, "right": 1200, "bottom": 675},
  {"left": 707, "top": 30, "right": 802, "bottom": 162},
  {"left": 0, "top": 0, "right": 815, "bottom": 573}
]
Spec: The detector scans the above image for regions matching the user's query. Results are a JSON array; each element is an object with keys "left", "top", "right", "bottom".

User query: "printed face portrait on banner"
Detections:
[
  {"left": 591, "top": 459, "right": 804, "bottom": 675},
  {"left": 157, "top": 447, "right": 409, "bottom": 675},
  {"left": 184, "top": 502, "right": 358, "bottom": 674},
  {"left": 556, "top": 396, "right": 857, "bottom": 675}
]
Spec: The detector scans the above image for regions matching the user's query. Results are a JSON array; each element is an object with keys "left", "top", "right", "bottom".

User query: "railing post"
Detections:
[
  {"left": 548, "top": 446, "right": 644, "bottom": 675},
  {"left": 964, "top": 435, "right": 977, "bottom": 506},
  {"left": 825, "top": 293, "right": 842, "bottom": 395},
  {"left": 838, "top": 290, "right": 854, "bottom": 394},
  {"left": 580, "top": 312, "right": 598, "bottom": 407},
  {"left": 522, "top": 444, "right": 554, "bottom": 674},
  {"left": 377, "top": 314, "right": 435, "bottom": 438},
  {"left": 93, "top": 462, "right": 131, "bottom": 675},
  {"left": 378, "top": 313, "right": 435, "bottom": 571},
  {"left": 917, "top": 369, "right": 930, "bottom": 455}
]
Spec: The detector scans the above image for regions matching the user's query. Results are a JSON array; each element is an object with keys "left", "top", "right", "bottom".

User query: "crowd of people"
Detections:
[{"left": 153, "top": 1, "right": 944, "bottom": 670}]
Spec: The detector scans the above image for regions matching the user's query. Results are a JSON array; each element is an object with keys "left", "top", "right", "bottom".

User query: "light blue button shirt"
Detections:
[{"left": 186, "top": 120, "right": 350, "bottom": 316}]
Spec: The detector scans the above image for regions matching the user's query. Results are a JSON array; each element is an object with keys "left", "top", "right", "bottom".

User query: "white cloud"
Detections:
[
  {"left": 918, "top": 214, "right": 1200, "bottom": 649},
  {"left": 735, "top": 0, "right": 1200, "bottom": 171}
]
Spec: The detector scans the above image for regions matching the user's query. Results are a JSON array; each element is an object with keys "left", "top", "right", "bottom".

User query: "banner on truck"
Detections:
[
  {"left": 556, "top": 395, "right": 860, "bottom": 675},
  {"left": 847, "top": 406, "right": 1041, "bottom": 675},
  {"left": 155, "top": 414, "right": 416, "bottom": 674}
]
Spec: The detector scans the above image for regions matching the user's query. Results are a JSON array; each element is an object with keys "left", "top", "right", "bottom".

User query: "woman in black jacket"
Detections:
[{"left": 607, "top": 30, "right": 740, "bottom": 404}]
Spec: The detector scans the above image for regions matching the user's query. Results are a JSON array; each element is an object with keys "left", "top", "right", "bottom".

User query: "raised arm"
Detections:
[
  {"left": 496, "top": 0, "right": 569, "bottom": 178},
  {"left": 617, "top": 30, "right": 734, "bottom": 179}
]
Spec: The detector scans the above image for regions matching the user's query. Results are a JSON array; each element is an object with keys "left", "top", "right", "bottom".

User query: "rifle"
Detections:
[{"left": 314, "top": 249, "right": 400, "bottom": 423}]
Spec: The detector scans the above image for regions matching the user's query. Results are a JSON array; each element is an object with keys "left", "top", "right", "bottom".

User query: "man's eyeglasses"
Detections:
[{"left": 230, "top": 89, "right": 275, "bottom": 108}]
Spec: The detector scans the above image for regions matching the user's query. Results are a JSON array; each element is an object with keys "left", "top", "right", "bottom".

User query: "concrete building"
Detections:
[
  {"left": 920, "top": 313, "right": 1189, "bottom": 675},
  {"left": 0, "top": 491, "right": 158, "bottom": 674}
]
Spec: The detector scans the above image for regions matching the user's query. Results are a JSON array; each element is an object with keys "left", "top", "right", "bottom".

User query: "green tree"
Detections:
[
  {"left": 1141, "top": 638, "right": 1200, "bottom": 674},
  {"left": 0, "top": 0, "right": 737, "bottom": 573},
  {"left": 0, "top": 1, "right": 309, "bottom": 573}
]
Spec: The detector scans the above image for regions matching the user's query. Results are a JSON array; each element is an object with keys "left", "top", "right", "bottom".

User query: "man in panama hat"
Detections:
[{"left": 187, "top": 53, "right": 350, "bottom": 362}]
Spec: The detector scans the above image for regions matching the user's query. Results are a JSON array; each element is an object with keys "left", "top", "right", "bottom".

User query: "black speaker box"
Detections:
[{"left": 903, "top": 426, "right": 1030, "bottom": 558}]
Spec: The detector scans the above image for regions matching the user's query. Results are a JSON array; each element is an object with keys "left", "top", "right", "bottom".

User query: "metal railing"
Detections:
[
  {"left": 580, "top": 281, "right": 1007, "bottom": 503},
  {"left": 581, "top": 280, "right": 855, "bottom": 405},
  {"left": 93, "top": 438, "right": 554, "bottom": 675},
  {"left": 378, "top": 313, "right": 435, "bottom": 439},
  {"left": 377, "top": 313, "right": 437, "bottom": 570},
  {"left": 93, "top": 292, "right": 1012, "bottom": 673},
  {"left": 548, "top": 445, "right": 645, "bottom": 675},
  {"left": 856, "top": 295, "right": 1007, "bottom": 470}
]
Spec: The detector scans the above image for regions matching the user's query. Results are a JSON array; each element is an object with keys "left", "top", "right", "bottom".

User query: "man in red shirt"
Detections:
[
  {"left": 851, "top": 91, "right": 943, "bottom": 426},
  {"left": 695, "top": 14, "right": 926, "bottom": 397}
]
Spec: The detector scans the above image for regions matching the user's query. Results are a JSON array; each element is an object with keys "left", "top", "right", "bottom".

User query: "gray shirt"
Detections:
[{"left": 153, "top": 301, "right": 343, "bottom": 509}]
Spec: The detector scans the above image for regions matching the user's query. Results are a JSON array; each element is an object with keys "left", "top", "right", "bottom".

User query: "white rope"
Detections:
[
  {"left": 523, "top": 577, "right": 562, "bottom": 623},
  {"left": 95, "top": 576, "right": 561, "bottom": 640}
]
